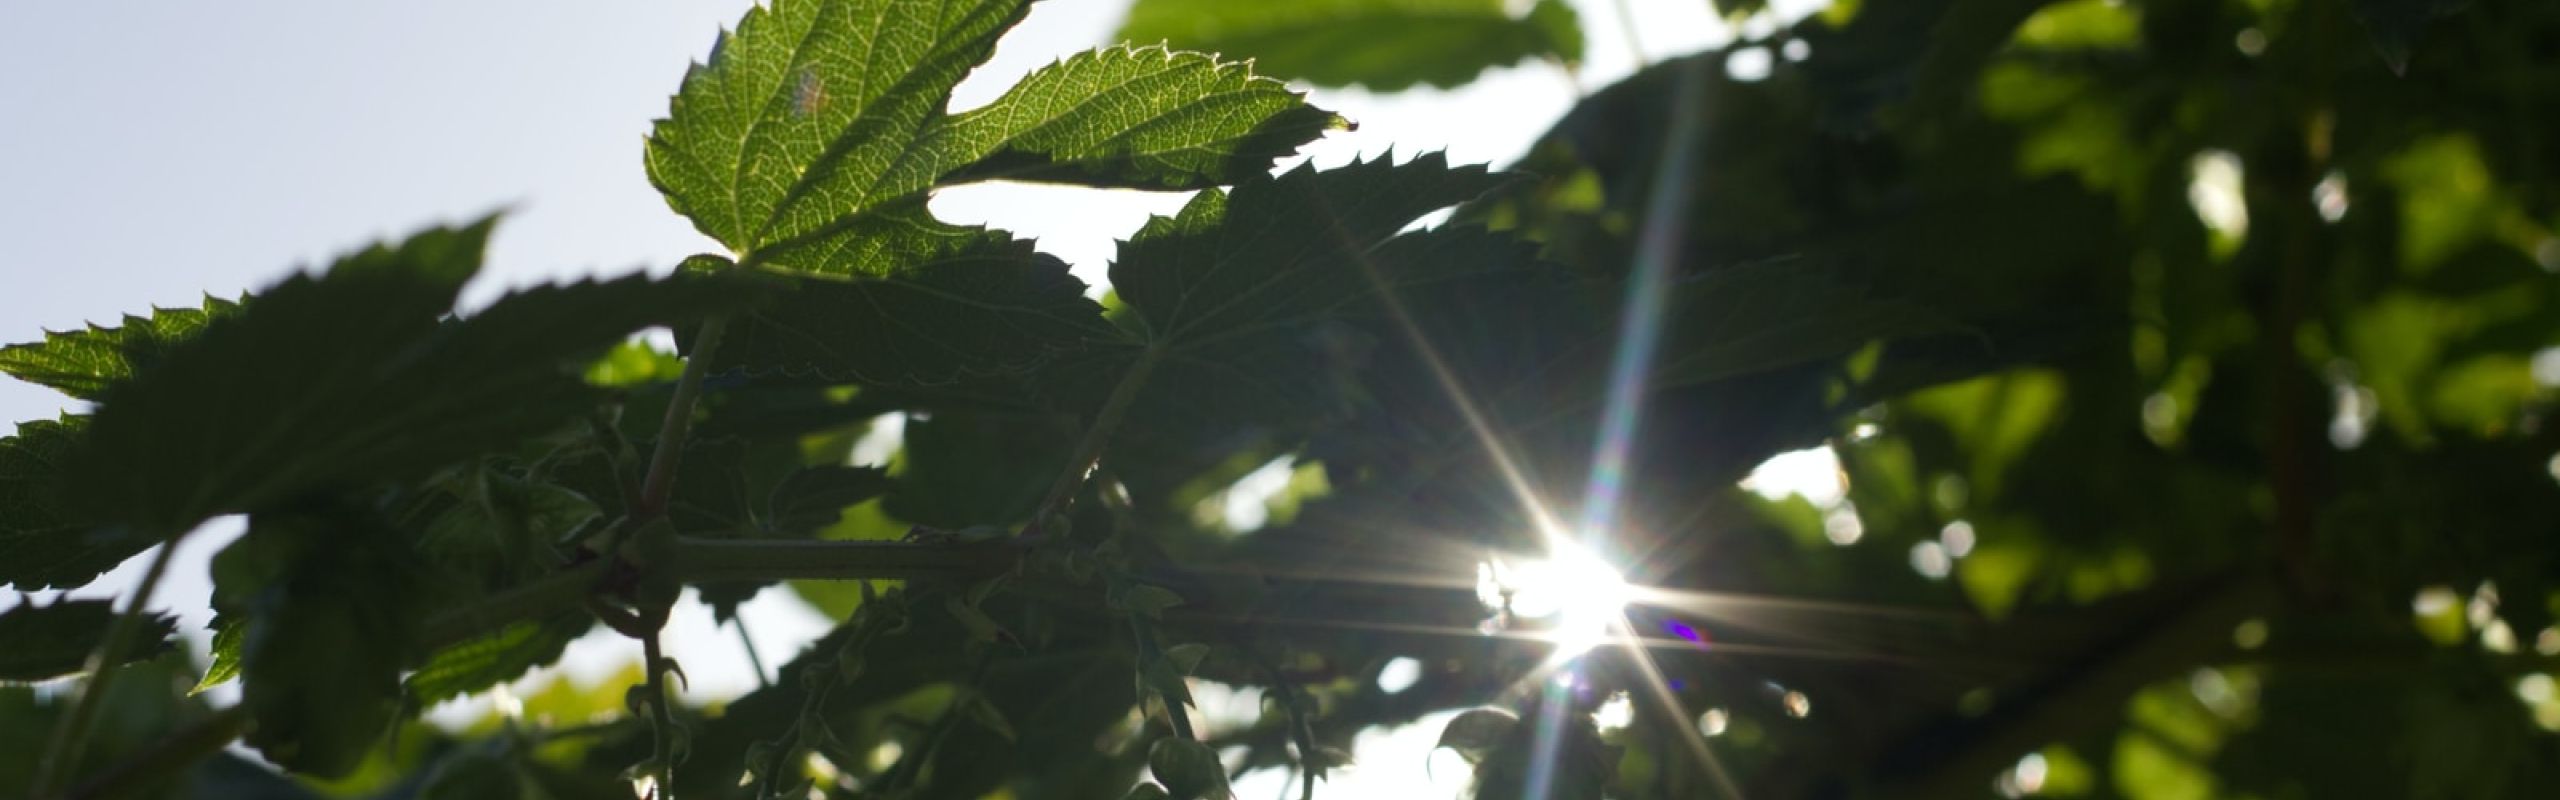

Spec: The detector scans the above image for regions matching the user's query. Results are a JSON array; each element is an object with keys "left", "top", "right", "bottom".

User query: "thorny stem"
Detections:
[
  {"left": 34, "top": 534, "right": 185, "bottom": 798},
  {"left": 1030, "top": 344, "right": 1164, "bottom": 532}
]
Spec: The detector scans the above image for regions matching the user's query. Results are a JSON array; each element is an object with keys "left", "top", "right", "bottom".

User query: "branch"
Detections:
[
  {"left": 34, "top": 536, "right": 185, "bottom": 797},
  {"left": 637, "top": 315, "right": 730, "bottom": 520}
]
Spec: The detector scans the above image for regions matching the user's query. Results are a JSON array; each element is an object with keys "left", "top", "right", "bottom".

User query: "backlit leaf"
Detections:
[
  {"left": 935, "top": 45, "right": 1346, "bottom": 189},
  {"left": 0, "top": 297, "right": 241, "bottom": 402},
  {"left": 1118, "top": 0, "right": 1585, "bottom": 91}
]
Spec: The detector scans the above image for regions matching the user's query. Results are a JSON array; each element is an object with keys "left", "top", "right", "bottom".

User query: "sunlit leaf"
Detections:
[{"left": 1117, "top": 0, "right": 1584, "bottom": 91}]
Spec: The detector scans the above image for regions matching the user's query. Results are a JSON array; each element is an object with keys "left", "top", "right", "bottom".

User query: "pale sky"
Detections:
[{"left": 0, "top": 0, "right": 1776, "bottom": 793}]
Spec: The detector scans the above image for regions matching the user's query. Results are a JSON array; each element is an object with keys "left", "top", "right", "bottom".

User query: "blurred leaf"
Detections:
[{"left": 0, "top": 599, "right": 176, "bottom": 682}]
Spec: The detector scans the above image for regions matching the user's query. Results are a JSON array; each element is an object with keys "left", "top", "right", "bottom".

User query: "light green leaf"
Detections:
[
  {"left": 71, "top": 219, "right": 764, "bottom": 535},
  {"left": 645, "top": 0, "right": 1030, "bottom": 252},
  {"left": 0, "top": 416, "right": 142, "bottom": 591},
  {"left": 193, "top": 617, "right": 244, "bottom": 694},
  {"left": 1118, "top": 0, "right": 1585, "bottom": 91},
  {"left": 0, "top": 297, "right": 241, "bottom": 402},
  {"left": 702, "top": 211, "right": 1123, "bottom": 385},
  {"left": 403, "top": 613, "right": 591, "bottom": 706},
  {"left": 936, "top": 45, "right": 1346, "bottom": 189},
  {"left": 1109, "top": 152, "right": 1515, "bottom": 344},
  {"left": 0, "top": 599, "right": 177, "bottom": 682}
]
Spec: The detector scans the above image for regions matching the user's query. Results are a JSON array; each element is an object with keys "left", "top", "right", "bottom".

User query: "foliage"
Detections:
[{"left": 7, "top": 0, "right": 2560, "bottom": 798}]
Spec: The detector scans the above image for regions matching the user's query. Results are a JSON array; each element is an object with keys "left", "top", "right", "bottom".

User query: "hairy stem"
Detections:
[
  {"left": 637, "top": 315, "right": 731, "bottom": 521},
  {"left": 34, "top": 535, "right": 185, "bottom": 798},
  {"left": 1032, "top": 344, "right": 1164, "bottom": 531}
]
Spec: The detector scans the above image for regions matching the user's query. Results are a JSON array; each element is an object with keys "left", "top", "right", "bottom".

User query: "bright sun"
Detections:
[{"left": 1477, "top": 534, "right": 1633, "bottom": 658}]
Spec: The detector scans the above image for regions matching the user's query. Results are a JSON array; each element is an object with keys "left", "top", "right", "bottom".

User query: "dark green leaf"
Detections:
[
  {"left": 1117, "top": 0, "right": 1585, "bottom": 91},
  {"left": 767, "top": 464, "right": 892, "bottom": 535},
  {"left": 73, "top": 219, "right": 762, "bottom": 535},
  {"left": 0, "top": 416, "right": 142, "bottom": 591},
  {"left": 1653, "top": 260, "right": 1957, "bottom": 387},
  {"left": 0, "top": 599, "right": 176, "bottom": 682},
  {"left": 702, "top": 212, "right": 1122, "bottom": 385},
  {"left": 216, "top": 508, "right": 423, "bottom": 777},
  {"left": 0, "top": 296, "right": 241, "bottom": 402},
  {"left": 883, "top": 409, "right": 1078, "bottom": 528},
  {"left": 404, "top": 612, "right": 592, "bottom": 706},
  {"left": 1110, "top": 152, "right": 1515, "bottom": 345}
]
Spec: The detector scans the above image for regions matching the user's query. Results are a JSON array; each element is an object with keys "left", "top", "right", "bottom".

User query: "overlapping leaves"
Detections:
[
  {"left": 63, "top": 218, "right": 761, "bottom": 537},
  {"left": 645, "top": 0, "right": 1341, "bottom": 385}
]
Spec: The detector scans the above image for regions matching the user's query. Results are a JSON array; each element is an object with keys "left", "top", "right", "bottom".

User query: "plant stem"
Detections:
[
  {"left": 642, "top": 629, "right": 682, "bottom": 799},
  {"left": 1032, "top": 345, "right": 1164, "bottom": 531},
  {"left": 34, "top": 535, "right": 185, "bottom": 798},
  {"left": 637, "top": 315, "right": 730, "bottom": 521},
  {"left": 1612, "top": 0, "right": 1652, "bottom": 69}
]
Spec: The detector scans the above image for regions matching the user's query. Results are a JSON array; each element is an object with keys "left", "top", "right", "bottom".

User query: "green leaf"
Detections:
[
  {"left": 0, "top": 599, "right": 176, "bottom": 682},
  {"left": 1110, "top": 152, "right": 1515, "bottom": 344},
  {"left": 767, "top": 465, "right": 892, "bottom": 535},
  {"left": 0, "top": 416, "right": 142, "bottom": 591},
  {"left": 194, "top": 617, "right": 244, "bottom": 694},
  {"left": 644, "top": 0, "right": 1033, "bottom": 253},
  {"left": 0, "top": 297, "right": 241, "bottom": 402},
  {"left": 935, "top": 45, "right": 1346, "bottom": 189},
  {"left": 404, "top": 612, "right": 592, "bottom": 706},
  {"left": 702, "top": 213, "right": 1122, "bottom": 385},
  {"left": 72, "top": 219, "right": 763, "bottom": 534},
  {"left": 1652, "top": 261, "right": 1957, "bottom": 387},
  {"left": 883, "top": 409, "right": 1078, "bottom": 528},
  {"left": 1117, "top": 0, "right": 1584, "bottom": 91}
]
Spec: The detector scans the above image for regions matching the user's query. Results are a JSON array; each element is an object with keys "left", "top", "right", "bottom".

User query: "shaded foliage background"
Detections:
[{"left": 7, "top": 0, "right": 2560, "bottom": 799}]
